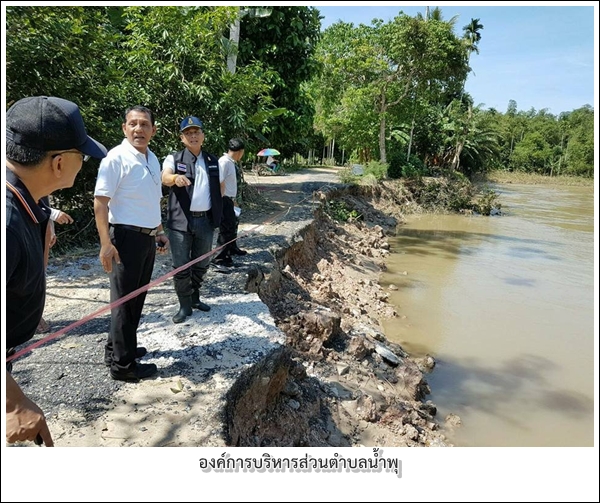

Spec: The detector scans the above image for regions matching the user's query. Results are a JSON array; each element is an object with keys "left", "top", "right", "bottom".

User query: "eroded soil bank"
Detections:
[{"left": 225, "top": 184, "right": 456, "bottom": 447}]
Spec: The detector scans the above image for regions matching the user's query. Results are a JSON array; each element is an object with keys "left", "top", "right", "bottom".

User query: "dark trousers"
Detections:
[
  {"left": 168, "top": 214, "right": 214, "bottom": 297},
  {"left": 216, "top": 196, "right": 238, "bottom": 259},
  {"left": 106, "top": 226, "right": 156, "bottom": 373}
]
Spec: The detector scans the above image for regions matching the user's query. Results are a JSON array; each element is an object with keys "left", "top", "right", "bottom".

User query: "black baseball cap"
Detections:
[{"left": 6, "top": 96, "right": 107, "bottom": 159}]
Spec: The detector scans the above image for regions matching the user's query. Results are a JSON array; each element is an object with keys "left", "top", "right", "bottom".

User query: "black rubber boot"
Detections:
[
  {"left": 191, "top": 290, "right": 211, "bottom": 312},
  {"left": 172, "top": 296, "right": 193, "bottom": 324},
  {"left": 230, "top": 244, "right": 247, "bottom": 256}
]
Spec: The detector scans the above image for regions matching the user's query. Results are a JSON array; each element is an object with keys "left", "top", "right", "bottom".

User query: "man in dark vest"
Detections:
[{"left": 161, "top": 116, "right": 223, "bottom": 323}]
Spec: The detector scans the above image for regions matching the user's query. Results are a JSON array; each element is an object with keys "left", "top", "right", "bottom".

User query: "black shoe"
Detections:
[
  {"left": 214, "top": 257, "right": 235, "bottom": 267},
  {"left": 104, "top": 347, "right": 147, "bottom": 367},
  {"left": 110, "top": 363, "right": 157, "bottom": 382},
  {"left": 230, "top": 247, "right": 248, "bottom": 256},
  {"left": 211, "top": 262, "right": 231, "bottom": 274}
]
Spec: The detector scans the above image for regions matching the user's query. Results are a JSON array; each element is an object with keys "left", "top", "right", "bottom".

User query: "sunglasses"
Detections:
[{"left": 51, "top": 151, "right": 90, "bottom": 162}]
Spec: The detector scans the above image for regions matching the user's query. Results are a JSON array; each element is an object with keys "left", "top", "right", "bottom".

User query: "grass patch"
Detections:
[
  {"left": 478, "top": 171, "right": 594, "bottom": 187},
  {"left": 324, "top": 199, "right": 362, "bottom": 222}
]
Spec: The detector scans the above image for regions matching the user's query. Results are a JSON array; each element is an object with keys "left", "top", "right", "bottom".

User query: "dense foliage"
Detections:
[
  {"left": 310, "top": 10, "right": 593, "bottom": 179},
  {"left": 5, "top": 6, "right": 593, "bottom": 248},
  {"left": 237, "top": 6, "right": 323, "bottom": 158},
  {"left": 6, "top": 6, "right": 322, "bottom": 249}
]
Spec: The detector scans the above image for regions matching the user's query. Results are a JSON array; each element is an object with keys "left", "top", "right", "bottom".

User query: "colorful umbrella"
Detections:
[{"left": 257, "top": 148, "right": 280, "bottom": 156}]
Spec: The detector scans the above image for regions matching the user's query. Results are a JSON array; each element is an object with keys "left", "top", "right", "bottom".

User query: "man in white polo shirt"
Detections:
[
  {"left": 214, "top": 137, "right": 247, "bottom": 267},
  {"left": 161, "top": 116, "right": 223, "bottom": 324},
  {"left": 94, "top": 105, "right": 169, "bottom": 382}
]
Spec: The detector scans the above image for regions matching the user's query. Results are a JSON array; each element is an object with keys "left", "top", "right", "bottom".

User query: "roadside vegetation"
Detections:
[
  {"left": 476, "top": 170, "right": 595, "bottom": 187},
  {"left": 6, "top": 6, "right": 593, "bottom": 250}
]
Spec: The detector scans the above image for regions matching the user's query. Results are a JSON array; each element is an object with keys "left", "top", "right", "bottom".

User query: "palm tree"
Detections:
[
  {"left": 430, "top": 7, "right": 458, "bottom": 26},
  {"left": 460, "top": 18, "right": 483, "bottom": 97},
  {"left": 463, "top": 18, "right": 483, "bottom": 56},
  {"left": 417, "top": 6, "right": 458, "bottom": 27}
]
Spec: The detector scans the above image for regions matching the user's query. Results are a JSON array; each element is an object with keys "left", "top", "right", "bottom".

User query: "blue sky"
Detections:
[{"left": 316, "top": 3, "right": 597, "bottom": 116}]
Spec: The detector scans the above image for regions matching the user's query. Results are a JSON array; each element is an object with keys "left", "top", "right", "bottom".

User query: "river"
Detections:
[{"left": 381, "top": 182, "right": 595, "bottom": 447}]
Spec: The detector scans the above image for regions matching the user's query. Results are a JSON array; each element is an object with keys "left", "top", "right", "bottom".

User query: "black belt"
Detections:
[
  {"left": 190, "top": 211, "right": 208, "bottom": 218},
  {"left": 112, "top": 224, "right": 158, "bottom": 236}
]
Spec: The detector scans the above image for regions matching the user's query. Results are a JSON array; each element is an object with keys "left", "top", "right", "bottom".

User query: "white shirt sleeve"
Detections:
[
  {"left": 94, "top": 154, "right": 123, "bottom": 199},
  {"left": 218, "top": 157, "right": 228, "bottom": 183},
  {"left": 162, "top": 154, "right": 175, "bottom": 173},
  {"left": 49, "top": 207, "right": 61, "bottom": 221}
]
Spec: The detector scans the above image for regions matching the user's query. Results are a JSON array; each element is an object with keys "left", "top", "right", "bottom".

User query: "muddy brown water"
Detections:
[{"left": 381, "top": 183, "right": 595, "bottom": 447}]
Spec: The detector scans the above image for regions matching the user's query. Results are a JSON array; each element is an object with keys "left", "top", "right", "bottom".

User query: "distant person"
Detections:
[
  {"left": 6, "top": 96, "right": 107, "bottom": 446},
  {"left": 161, "top": 116, "right": 223, "bottom": 324},
  {"left": 94, "top": 105, "right": 169, "bottom": 382},
  {"left": 214, "top": 138, "right": 247, "bottom": 267},
  {"left": 266, "top": 155, "right": 279, "bottom": 172}
]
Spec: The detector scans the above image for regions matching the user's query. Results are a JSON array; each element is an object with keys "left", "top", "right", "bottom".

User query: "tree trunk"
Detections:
[
  {"left": 227, "top": 15, "right": 241, "bottom": 74},
  {"left": 451, "top": 104, "right": 472, "bottom": 172},
  {"left": 557, "top": 132, "right": 565, "bottom": 176},
  {"left": 379, "top": 116, "right": 387, "bottom": 164},
  {"left": 407, "top": 115, "right": 415, "bottom": 162},
  {"left": 378, "top": 89, "right": 387, "bottom": 164},
  {"left": 450, "top": 142, "right": 463, "bottom": 171}
]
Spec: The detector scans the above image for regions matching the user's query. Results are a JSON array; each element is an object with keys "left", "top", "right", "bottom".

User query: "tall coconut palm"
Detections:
[
  {"left": 463, "top": 18, "right": 483, "bottom": 56},
  {"left": 430, "top": 7, "right": 458, "bottom": 26},
  {"left": 457, "top": 18, "right": 483, "bottom": 115},
  {"left": 417, "top": 6, "right": 458, "bottom": 26}
]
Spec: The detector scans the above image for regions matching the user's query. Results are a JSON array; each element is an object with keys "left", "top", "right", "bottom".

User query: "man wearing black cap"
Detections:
[
  {"left": 214, "top": 138, "right": 248, "bottom": 267},
  {"left": 5, "top": 96, "right": 107, "bottom": 446},
  {"left": 94, "top": 105, "right": 169, "bottom": 382},
  {"left": 161, "top": 116, "right": 223, "bottom": 324}
]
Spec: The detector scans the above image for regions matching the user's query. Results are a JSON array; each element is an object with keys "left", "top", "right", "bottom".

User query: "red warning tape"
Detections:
[{"left": 7, "top": 185, "right": 327, "bottom": 364}]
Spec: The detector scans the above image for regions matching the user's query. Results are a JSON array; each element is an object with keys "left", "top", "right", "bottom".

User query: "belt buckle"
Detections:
[{"left": 149, "top": 228, "right": 157, "bottom": 236}]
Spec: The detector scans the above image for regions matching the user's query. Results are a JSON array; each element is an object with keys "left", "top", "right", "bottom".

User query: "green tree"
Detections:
[
  {"left": 313, "top": 13, "right": 469, "bottom": 165},
  {"left": 511, "top": 131, "right": 554, "bottom": 174},
  {"left": 6, "top": 6, "right": 126, "bottom": 225},
  {"left": 6, "top": 6, "right": 279, "bottom": 249},
  {"left": 237, "top": 6, "right": 322, "bottom": 157},
  {"left": 562, "top": 105, "right": 594, "bottom": 177}
]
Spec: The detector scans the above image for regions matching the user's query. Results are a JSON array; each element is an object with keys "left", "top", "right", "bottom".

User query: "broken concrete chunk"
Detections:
[{"left": 375, "top": 344, "right": 401, "bottom": 366}]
